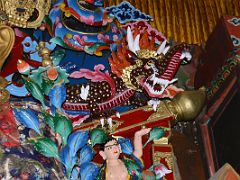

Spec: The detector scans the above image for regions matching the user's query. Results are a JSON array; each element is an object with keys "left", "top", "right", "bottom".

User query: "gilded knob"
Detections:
[{"left": 169, "top": 87, "right": 206, "bottom": 121}]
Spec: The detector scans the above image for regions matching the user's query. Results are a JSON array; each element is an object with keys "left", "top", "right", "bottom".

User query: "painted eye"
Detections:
[{"left": 147, "top": 60, "right": 154, "bottom": 66}]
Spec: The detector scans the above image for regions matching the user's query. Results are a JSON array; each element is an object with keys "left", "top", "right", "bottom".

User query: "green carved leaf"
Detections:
[
  {"left": 50, "top": 37, "right": 72, "bottom": 49},
  {"left": 51, "top": 49, "right": 65, "bottom": 66},
  {"left": 22, "top": 76, "right": 45, "bottom": 109},
  {"left": 90, "top": 128, "right": 108, "bottom": 147},
  {"left": 41, "top": 112, "right": 55, "bottom": 131},
  {"left": 29, "top": 67, "right": 48, "bottom": 86},
  {"left": 29, "top": 137, "right": 59, "bottom": 160},
  {"left": 84, "top": 43, "right": 106, "bottom": 56},
  {"left": 143, "top": 127, "right": 165, "bottom": 148},
  {"left": 54, "top": 113, "right": 73, "bottom": 146},
  {"left": 42, "top": 78, "right": 54, "bottom": 96}
]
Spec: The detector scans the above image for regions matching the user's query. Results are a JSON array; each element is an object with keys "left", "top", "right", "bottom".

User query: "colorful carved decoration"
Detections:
[
  {"left": 206, "top": 56, "right": 238, "bottom": 99},
  {"left": 0, "top": 0, "right": 207, "bottom": 179},
  {"left": 63, "top": 27, "right": 191, "bottom": 120},
  {"left": 48, "top": 0, "right": 122, "bottom": 55}
]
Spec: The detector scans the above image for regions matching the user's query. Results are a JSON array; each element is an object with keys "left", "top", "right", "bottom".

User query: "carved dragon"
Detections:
[{"left": 63, "top": 27, "right": 192, "bottom": 120}]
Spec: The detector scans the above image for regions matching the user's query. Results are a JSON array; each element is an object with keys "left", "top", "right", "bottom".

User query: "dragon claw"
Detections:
[{"left": 80, "top": 85, "right": 89, "bottom": 100}]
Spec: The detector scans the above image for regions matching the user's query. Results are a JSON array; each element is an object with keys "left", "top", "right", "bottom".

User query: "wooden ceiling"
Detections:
[{"left": 105, "top": 0, "right": 240, "bottom": 45}]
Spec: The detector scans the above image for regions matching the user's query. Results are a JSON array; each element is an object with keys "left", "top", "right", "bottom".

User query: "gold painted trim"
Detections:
[
  {"left": 73, "top": 106, "right": 152, "bottom": 131},
  {"left": 74, "top": 120, "right": 100, "bottom": 131},
  {"left": 146, "top": 102, "right": 173, "bottom": 122},
  {"left": 74, "top": 119, "right": 123, "bottom": 133},
  {"left": 101, "top": 120, "right": 123, "bottom": 134},
  {"left": 61, "top": 12, "right": 111, "bottom": 35},
  {"left": 0, "top": 25, "right": 15, "bottom": 70},
  {"left": 121, "top": 60, "right": 143, "bottom": 91},
  {"left": 27, "top": 0, "right": 51, "bottom": 28},
  {"left": 111, "top": 104, "right": 173, "bottom": 135},
  {"left": 111, "top": 117, "right": 172, "bottom": 134},
  {"left": 0, "top": 0, "right": 51, "bottom": 28},
  {"left": 153, "top": 137, "right": 169, "bottom": 145}
]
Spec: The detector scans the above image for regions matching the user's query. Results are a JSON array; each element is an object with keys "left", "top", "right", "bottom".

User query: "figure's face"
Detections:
[{"left": 103, "top": 140, "right": 121, "bottom": 160}]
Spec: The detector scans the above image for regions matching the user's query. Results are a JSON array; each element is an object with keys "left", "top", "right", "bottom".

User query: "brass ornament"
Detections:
[
  {"left": 0, "top": 25, "right": 15, "bottom": 70},
  {"left": 166, "top": 87, "right": 206, "bottom": 122},
  {"left": 0, "top": 0, "right": 51, "bottom": 28},
  {"left": 36, "top": 41, "right": 53, "bottom": 67},
  {"left": 110, "top": 88, "right": 206, "bottom": 135}
]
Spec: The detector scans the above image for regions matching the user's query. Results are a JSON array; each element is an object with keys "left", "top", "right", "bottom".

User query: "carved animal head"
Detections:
[{"left": 109, "top": 27, "right": 192, "bottom": 98}]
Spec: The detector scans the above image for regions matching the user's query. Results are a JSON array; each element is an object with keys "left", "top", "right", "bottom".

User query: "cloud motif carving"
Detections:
[
  {"left": 231, "top": 35, "right": 240, "bottom": 47},
  {"left": 228, "top": 17, "right": 240, "bottom": 26},
  {"left": 106, "top": 1, "right": 152, "bottom": 24}
]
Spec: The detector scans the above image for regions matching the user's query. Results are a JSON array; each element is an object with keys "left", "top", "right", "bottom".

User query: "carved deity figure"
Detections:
[{"left": 99, "top": 128, "right": 151, "bottom": 179}]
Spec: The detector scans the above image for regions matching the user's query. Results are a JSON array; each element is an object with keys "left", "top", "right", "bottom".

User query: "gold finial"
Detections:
[
  {"left": 166, "top": 87, "right": 206, "bottom": 122},
  {"left": 36, "top": 41, "right": 52, "bottom": 67}
]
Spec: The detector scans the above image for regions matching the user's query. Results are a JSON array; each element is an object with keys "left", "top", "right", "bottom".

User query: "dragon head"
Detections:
[{"left": 109, "top": 27, "right": 192, "bottom": 99}]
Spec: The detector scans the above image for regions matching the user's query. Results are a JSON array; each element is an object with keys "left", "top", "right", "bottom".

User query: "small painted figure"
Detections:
[{"left": 98, "top": 128, "right": 151, "bottom": 180}]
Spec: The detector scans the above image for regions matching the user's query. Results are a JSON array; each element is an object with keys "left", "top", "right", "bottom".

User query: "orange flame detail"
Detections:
[{"left": 109, "top": 31, "right": 162, "bottom": 77}]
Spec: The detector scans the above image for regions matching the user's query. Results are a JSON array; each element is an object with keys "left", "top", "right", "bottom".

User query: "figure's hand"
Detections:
[
  {"left": 135, "top": 128, "right": 151, "bottom": 137},
  {"left": 133, "top": 128, "right": 151, "bottom": 158}
]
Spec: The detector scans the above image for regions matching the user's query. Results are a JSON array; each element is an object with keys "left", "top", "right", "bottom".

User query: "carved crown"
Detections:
[{"left": 0, "top": 0, "right": 51, "bottom": 28}]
